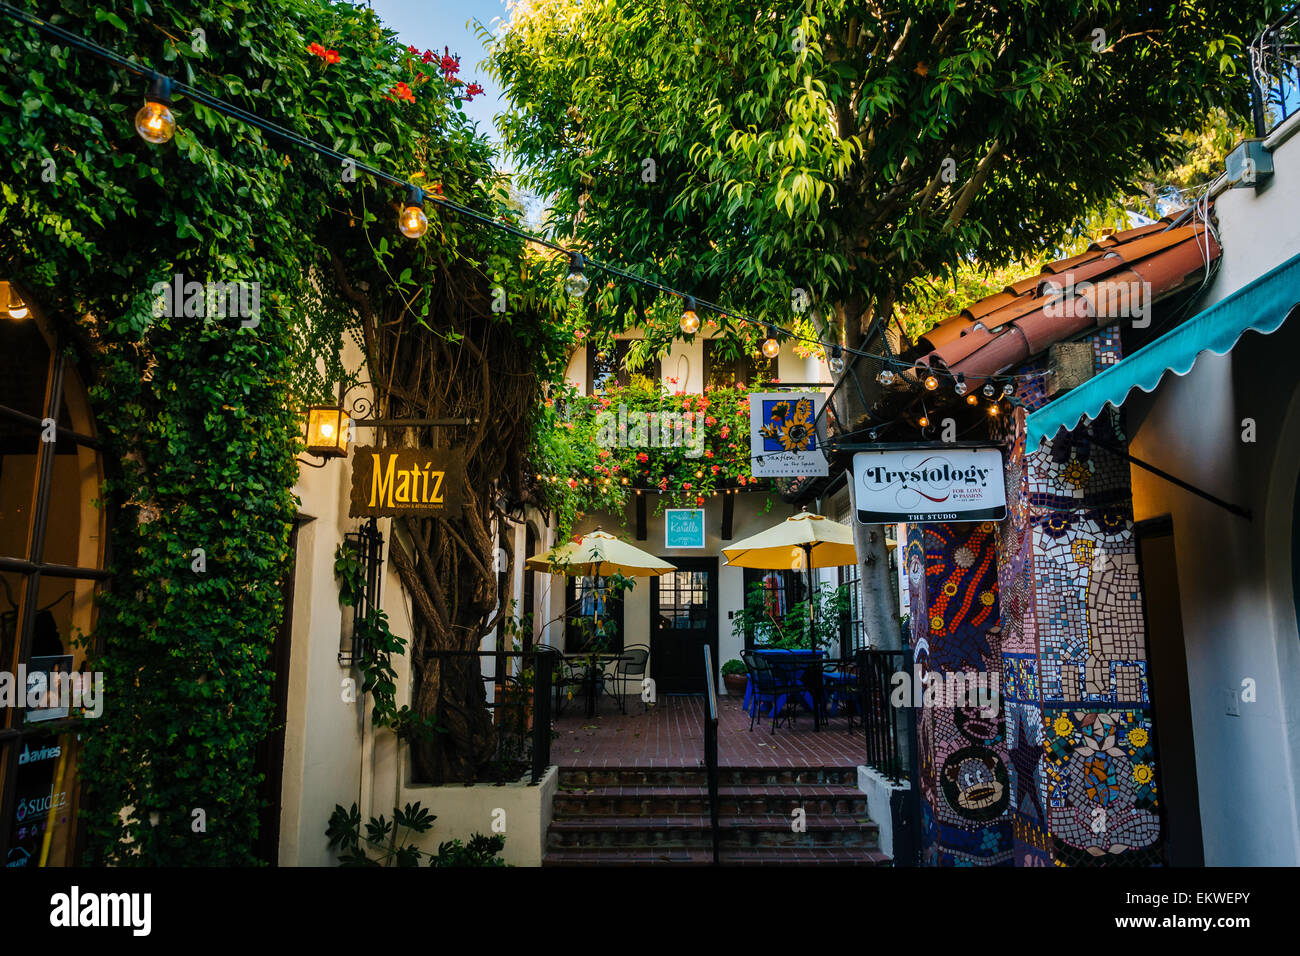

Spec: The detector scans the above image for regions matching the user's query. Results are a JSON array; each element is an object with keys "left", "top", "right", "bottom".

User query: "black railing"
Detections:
[
  {"left": 702, "top": 644, "right": 720, "bottom": 866},
  {"left": 1251, "top": 4, "right": 1300, "bottom": 135},
  {"left": 421, "top": 649, "right": 553, "bottom": 784},
  {"left": 855, "top": 648, "right": 910, "bottom": 782},
  {"left": 340, "top": 518, "right": 384, "bottom": 666}
]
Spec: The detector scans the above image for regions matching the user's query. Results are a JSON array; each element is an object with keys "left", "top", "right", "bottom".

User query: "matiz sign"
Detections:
[{"left": 852, "top": 446, "right": 1006, "bottom": 524}]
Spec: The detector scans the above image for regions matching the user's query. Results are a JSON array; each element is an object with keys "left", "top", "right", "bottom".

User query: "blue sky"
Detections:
[{"left": 365, "top": 0, "right": 512, "bottom": 143}]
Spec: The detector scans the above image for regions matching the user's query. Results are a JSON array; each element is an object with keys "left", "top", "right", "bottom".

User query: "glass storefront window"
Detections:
[{"left": 0, "top": 289, "right": 105, "bottom": 868}]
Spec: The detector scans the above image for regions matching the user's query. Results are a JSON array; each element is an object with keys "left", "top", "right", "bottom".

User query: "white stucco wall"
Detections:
[{"left": 1125, "top": 118, "right": 1300, "bottom": 865}]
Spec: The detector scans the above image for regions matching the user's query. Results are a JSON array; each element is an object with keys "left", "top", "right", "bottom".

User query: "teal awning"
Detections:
[{"left": 1026, "top": 250, "right": 1300, "bottom": 446}]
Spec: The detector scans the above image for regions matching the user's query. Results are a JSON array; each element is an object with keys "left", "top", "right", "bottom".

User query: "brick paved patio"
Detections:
[{"left": 552, "top": 693, "right": 866, "bottom": 768}]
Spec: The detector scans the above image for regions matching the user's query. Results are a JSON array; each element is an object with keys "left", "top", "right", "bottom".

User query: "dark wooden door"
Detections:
[{"left": 650, "top": 557, "right": 718, "bottom": 694}]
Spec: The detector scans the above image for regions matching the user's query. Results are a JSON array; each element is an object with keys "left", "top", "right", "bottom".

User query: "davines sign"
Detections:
[{"left": 349, "top": 446, "right": 465, "bottom": 518}]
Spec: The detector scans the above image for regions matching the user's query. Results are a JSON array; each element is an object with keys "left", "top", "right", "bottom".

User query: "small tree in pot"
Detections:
[{"left": 720, "top": 659, "right": 748, "bottom": 697}]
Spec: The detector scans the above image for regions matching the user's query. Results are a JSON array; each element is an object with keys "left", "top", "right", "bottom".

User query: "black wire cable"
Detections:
[{"left": 0, "top": 0, "right": 1055, "bottom": 387}]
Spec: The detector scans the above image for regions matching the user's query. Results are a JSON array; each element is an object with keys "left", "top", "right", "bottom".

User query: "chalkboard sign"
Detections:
[{"left": 664, "top": 508, "right": 706, "bottom": 549}]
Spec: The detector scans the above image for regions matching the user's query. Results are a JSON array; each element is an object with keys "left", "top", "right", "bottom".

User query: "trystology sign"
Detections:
[{"left": 852, "top": 446, "right": 1006, "bottom": 523}]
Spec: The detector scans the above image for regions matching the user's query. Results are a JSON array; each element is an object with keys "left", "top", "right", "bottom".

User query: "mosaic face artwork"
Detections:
[{"left": 907, "top": 521, "right": 1013, "bottom": 865}]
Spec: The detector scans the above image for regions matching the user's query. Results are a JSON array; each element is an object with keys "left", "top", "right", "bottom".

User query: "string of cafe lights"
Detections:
[{"left": 0, "top": 0, "right": 1036, "bottom": 406}]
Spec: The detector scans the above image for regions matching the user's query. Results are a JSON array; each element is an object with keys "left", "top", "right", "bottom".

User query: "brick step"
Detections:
[
  {"left": 556, "top": 766, "right": 859, "bottom": 788},
  {"left": 552, "top": 785, "right": 869, "bottom": 818},
  {"left": 541, "top": 846, "right": 891, "bottom": 867},
  {"left": 719, "top": 846, "right": 893, "bottom": 866},
  {"left": 546, "top": 814, "right": 879, "bottom": 850}
]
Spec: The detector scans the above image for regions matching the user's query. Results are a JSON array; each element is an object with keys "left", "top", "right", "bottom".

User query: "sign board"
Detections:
[
  {"left": 664, "top": 508, "right": 706, "bottom": 549},
  {"left": 25, "top": 655, "right": 74, "bottom": 723},
  {"left": 749, "top": 392, "right": 829, "bottom": 478},
  {"left": 852, "top": 446, "right": 1006, "bottom": 524},
  {"left": 349, "top": 446, "right": 465, "bottom": 518}
]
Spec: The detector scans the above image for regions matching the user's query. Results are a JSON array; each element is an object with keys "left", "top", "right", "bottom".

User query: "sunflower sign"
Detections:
[{"left": 748, "top": 392, "right": 829, "bottom": 478}]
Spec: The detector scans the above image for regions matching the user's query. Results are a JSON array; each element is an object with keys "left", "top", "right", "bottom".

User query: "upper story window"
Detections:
[
  {"left": 586, "top": 341, "right": 662, "bottom": 395},
  {"left": 704, "top": 340, "right": 777, "bottom": 388}
]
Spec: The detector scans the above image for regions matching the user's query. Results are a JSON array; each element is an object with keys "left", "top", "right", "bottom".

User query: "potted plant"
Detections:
[{"left": 721, "top": 658, "right": 749, "bottom": 697}]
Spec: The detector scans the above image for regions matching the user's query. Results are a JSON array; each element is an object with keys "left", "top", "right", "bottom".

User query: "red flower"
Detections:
[
  {"left": 308, "top": 42, "right": 326, "bottom": 57},
  {"left": 696, "top": 496, "right": 705, "bottom": 506},
  {"left": 711, "top": 465, "right": 720, "bottom": 474},
  {"left": 658, "top": 478, "right": 668, "bottom": 490},
  {"left": 704, "top": 450, "right": 714, "bottom": 458},
  {"left": 422, "top": 49, "right": 435, "bottom": 64},
  {"left": 465, "top": 82, "right": 484, "bottom": 99},
  {"left": 683, "top": 482, "right": 693, "bottom": 490},
  {"left": 389, "top": 82, "right": 416, "bottom": 103},
  {"left": 407, "top": 45, "right": 418, "bottom": 54},
  {"left": 568, "top": 478, "right": 578, "bottom": 489},
  {"left": 440, "top": 49, "right": 460, "bottom": 75},
  {"left": 325, "top": 49, "right": 340, "bottom": 64},
  {"left": 637, "top": 452, "right": 649, "bottom": 464},
  {"left": 705, "top": 416, "right": 716, "bottom": 426}
]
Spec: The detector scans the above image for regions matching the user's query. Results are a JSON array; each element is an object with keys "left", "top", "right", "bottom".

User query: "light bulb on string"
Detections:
[
  {"left": 679, "top": 296, "right": 700, "bottom": 334},
  {"left": 565, "top": 253, "right": 590, "bottom": 297},
  {"left": 761, "top": 325, "right": 780, "bottom": 359},
  {"left": 5, "top": 285, "right": 29, "bottom": 319},
  {"left": 966, "top": 393, "right": 979, "bottom": 406},
  {"left": 134, "top": 74, "right": 176, "bottom": 144},
  {"left": 918, "top": 415, "right": 930, "bottom": 429},
  {"left": 877, "top": 368, "right": 895, "bottom": 386},
  {"left": 1002, "top": 383, "right": 1015, "bottom": 398},
  {"left": 924, "top": 372, "right": 939, "bottom": 391},
  {"left": 983, "top": 383, "right": 996, "bottom": 398},
  {"left": 954, "top": 374, "right": 968, "bottom": 397},
  {"left": 828, "top": 344, "right": 845, "bottom": 375},
  {"left": 988, "top": 404, "right": 1000, "bottom": 417},
  {"left": 397, "top": 186, "right": 428, "bottom": 239}
]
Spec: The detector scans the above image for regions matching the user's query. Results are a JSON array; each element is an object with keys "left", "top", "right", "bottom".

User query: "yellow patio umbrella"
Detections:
[
  {"left": 526, "top": 530, "right": 675, "bottom": 712},
  {"left": 722, "top": 510, "right": 858, "bottom": 650},
  {"left": 525, "top": 529, "right": 676, "bottom": 578}
]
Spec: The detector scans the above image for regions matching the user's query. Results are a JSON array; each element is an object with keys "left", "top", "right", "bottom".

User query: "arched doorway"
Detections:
[{"left": 0, "top": 282, "right": 108, "bottom": 868}]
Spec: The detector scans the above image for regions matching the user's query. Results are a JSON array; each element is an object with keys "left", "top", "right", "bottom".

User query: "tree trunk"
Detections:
[{"left": 834, "top": 302, "right": 902, "bottom": 649}]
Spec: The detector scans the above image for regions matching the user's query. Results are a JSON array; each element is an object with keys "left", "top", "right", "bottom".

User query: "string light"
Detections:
[
  {"left": 397, "top": 186, "right": 428, "bottom": 239},
  {"left": 954, "top": 374, "right": 968, "bottom": 397},
  {"left": 923, "top": 372, "right": 939, "bottom": 391},
  {"left": 1002, "top": 383, "right": 1015, "bottom": 397},
  {"left": 918, "top": 415, "right": 930, "bottom": 428},
  {"left": 5, "top": 286, "right": 29, "bottom": 319},
  {"left": 983, "top": 383, "right": 996, "bottom": 398},
  {"left": 565, "top": 253, "right": 590, "bottom": 298},
  {"left": 966, "top": 393, "right": 979, "bottom": 405},
  {"left": 134, "top": 74, "right": 175, "bottom": 144},
  {"left": 877, "top": 369, "right": 895, "bottom": 386},
  {"left": 828, "top": 344, "right": 844, "bottom": 375},
  {"left": 0, "top": 3, "right": 1071, "bottom": 390},
  {"left": 988, "top": 404, "right": 1000, "bottom": 417},
  {"left": 679, "top": 296, "right": 700, "bottom": 334},
  {"left": 761, "top": 325, "right": 780, "bottom": 359}
]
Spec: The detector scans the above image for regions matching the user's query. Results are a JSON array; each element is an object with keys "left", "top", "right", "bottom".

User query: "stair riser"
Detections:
[
  {"left": 547, "top": 829, "right": 879, "bottom": 850},
  {"left": 553, "top": 796, "right": 869, "bottom": 817},
  {"left": 558, "top": 769, "right": 858, "bottom": 788}
]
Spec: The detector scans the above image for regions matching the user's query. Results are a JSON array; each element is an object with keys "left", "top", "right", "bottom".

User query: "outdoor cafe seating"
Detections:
[{"left": 740, "top": 648, "right": 861, "bottom": 734}]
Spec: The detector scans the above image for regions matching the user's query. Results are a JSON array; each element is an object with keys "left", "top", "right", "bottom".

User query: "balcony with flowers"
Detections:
[{"left": 533, "top": 374, "right": 774, "bottom": 538}]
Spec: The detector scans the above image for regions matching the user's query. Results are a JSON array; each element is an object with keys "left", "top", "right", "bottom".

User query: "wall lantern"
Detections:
[{"left": 305, "top": 404, "right": 350, "bottom": 458}]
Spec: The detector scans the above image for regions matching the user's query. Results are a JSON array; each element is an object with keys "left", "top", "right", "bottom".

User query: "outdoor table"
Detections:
[
  {"left": 744, "top": 649, "right": 826, "bottom": 731},
  {"left": 576, "top": 653, "right": 627, "bottom": 718}
]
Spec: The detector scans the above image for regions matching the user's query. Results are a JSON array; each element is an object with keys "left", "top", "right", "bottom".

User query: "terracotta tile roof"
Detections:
[{"left": 912, "top": 212, "right": 1221, "bottom": 384}]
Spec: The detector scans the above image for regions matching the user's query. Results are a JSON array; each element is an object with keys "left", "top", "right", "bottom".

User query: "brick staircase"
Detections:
[{"left": 542, "top": 766, "right": 890, "bottom": 866}]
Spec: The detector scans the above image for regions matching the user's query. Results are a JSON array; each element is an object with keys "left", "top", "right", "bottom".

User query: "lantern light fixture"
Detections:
[
  {"left": 305, "top": 405, "right": 350, "bottom": 458},
  {"left": 134, "top": 74, "right": 176, "bottom": 144}
]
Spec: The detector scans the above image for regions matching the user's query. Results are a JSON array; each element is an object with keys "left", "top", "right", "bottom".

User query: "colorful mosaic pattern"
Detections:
[{"left": 907, "top": 521, "right": 1013, "bottom": 866}]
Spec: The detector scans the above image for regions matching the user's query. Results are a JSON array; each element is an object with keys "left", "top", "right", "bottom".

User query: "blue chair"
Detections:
[{"left": 742, "top": 651, "right": 803, "bottom": 734}]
